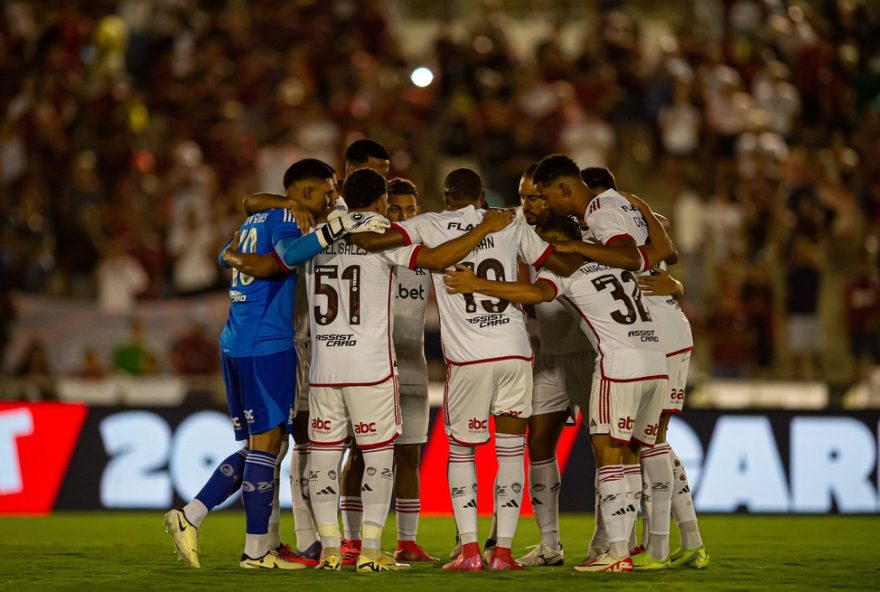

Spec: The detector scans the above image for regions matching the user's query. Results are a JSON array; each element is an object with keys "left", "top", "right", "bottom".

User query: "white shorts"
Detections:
[
  {"left": 398, "top": 385, "right": 429, "bottom": 445},
  {"left": 532, "top": 351, "right": 594, "bottom": 417},
  {"left": 664, "top": 350, "right": 691, "bottom": 414},
  {"left": 589, "top": 377, "right": 667, "bottom": 446},
  {"left": 308, "top": 377, "right": 402, "bottom": 449},
  {"left": 294, "top": 338, "right": 310, "bottom": 415},
  {"left": 443, "top": 358, "right": 532, "bottom": 446}
]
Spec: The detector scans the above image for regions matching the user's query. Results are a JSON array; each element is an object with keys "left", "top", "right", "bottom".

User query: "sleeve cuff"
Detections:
[
  {"left": 392, "top": 223, "right": 412, "bottom": 245},
  {"left": 408, "top": 244, "right": 424, "bottom": 270},
  {"left": 638, "top": 246, "right": 651, "bottom": 272},
  {"left": 533, "top": 245, "right": 553, "bottom": 269},
  {"left": 605, "top": 233, "right": 634, "bottom": 246},
  {"left": 535, "top": 277, "right": 558, "bottom": 300}
]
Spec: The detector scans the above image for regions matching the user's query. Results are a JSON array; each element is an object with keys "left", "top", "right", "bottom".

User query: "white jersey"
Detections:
[
  {"left": 393, "top": 266, "right": 430, "bottom": 386},
  {"left": 537, "top": 262, "right": 668, "bottom": 381},
  {"left": 305, "top": 230, "right": 422, "bottom": 386},
  {"left": 586, "top": 189, "right": 693, "bottom": 355},
  {"left": 395, "top": 205, "right": 552, "bottom": 365}
]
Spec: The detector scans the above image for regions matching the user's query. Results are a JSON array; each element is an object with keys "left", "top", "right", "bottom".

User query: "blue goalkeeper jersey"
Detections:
[{"left": 219, "top": 208, "right": 322, "bottom": 358}]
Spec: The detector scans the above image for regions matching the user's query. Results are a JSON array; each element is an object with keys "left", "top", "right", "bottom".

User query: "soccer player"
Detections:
[
  {"left": 352, "top": 168, "right": 582, "bottom": 571},
  {"left": 443, "top": 213, "right": 670, "bottom": 573},
  {"left": 293, "top": 169, "right": 514, "bottom": 571},
  {"left": 577, "top": 167, "right": 709, "bottom": 569},
  {"left": 164, "top": 159, "right": 389, "bottom": 570},
  {"left": 344, "top": 138, "right": 391, "bottom": 178}
]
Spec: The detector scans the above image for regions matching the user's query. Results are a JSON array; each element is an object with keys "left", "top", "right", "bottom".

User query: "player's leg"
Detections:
[
  {"left": 288, "top": 408, "right": 321, "bottom": 565},
  {"left": 266, "top": 437, "right": 289, "bottom": 550},
  {"left": 621, "top": 442, "right": 641, "bottom": 553},
  {"left": 393, "top": 388, "right": 437, "bottom": 562},
  {"left": 346, "top": 379, "right": 409, "bottom": 572},
  {"left": 307, "top": 385, "right": 349, "bottom": 570},
  {"left": 442, "top": 364, "right": 491, "bottom": 571},
  {"left": 339, "top": 446, "right": 364, "bottom": 564},
  {"left": 575, "top": 378, "right": 635, "bottom": 573},
  {"left": 487, "top": 359, "right": 533, "bottom": 571}
]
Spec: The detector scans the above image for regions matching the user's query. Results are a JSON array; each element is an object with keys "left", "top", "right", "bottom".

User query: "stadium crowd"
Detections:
[{"left": 2, "top": 0, "right": 880, "bottom": 385}]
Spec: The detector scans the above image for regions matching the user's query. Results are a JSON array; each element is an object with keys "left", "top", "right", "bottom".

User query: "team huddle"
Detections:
[{"left": 163, "top": 139, "right": 710, "bottom": 573}]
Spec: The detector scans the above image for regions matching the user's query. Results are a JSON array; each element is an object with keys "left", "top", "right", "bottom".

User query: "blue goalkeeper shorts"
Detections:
[{"left": 221, "top": 348, "right": 296, "bottom": 441}]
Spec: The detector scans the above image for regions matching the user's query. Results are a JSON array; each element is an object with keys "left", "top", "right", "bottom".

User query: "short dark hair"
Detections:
[
  {"left": 532, "top": 154, "right": 581, "bottom": 186},
  {"left": 283, "top": 158, "right": 335, "bottom": 190},
  {"left": 344, "top": 139, "right": 390, "bottom": 165},
  {"left": 522, "top": 162, "right": 539, "bottom": 179},
  {"left": 443, "top": 168, "right": 483, "bottom": 202},
  {"left": 580, "top": 167, "right": 617, "bottom": 190},
  {"left": 341, "top": 169, "right": 387, "bottom": 209},
  {"left": 387, "top": 177, "right": 418, "bottom": 198},
  {"left": 536, "top": 214, "right": 581, "bottom": 241}
]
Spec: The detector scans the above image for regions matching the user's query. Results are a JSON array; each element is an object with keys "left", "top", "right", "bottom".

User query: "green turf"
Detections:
[{"left": 0, "top": 512, "right": 877, "bottom": 591}]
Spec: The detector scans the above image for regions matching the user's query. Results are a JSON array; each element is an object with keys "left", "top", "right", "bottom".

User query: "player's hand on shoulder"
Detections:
[
  {"left": 552, "top": 239, "right": 583, "bottom": 254},
  {"left": 288, "top": 203, "right": 316, "bottom": 234},
  {"left": 479, "top": 208, "right": 515, "bottom": 232},
  {"left": 637, "top": 266, "right": 683, "bottom": 297},
  {"left": 443, "top": 263, "right": 478, "bottom": 294},
  {"left": 328, "top": 209, "right": 391, "bottom": 235},
  {"left": 222, "top": 230, "right": 241, "bottom": 265}
]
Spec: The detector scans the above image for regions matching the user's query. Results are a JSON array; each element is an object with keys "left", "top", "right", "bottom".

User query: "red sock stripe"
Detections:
[
  {"left": 640, "top": 447, "right": 669, "bottom": 459},
  {"left": 530, "top": 457, "right": 557, "bottom": 467}
]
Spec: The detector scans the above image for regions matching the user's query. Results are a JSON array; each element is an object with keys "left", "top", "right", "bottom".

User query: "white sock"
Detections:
[
  {"left": 529, "top": 457, "right": 561, "bottom": 549},
  {"left": 641, "top": 443, "right": 672, "bottom": 560},
  {"left": 669, "top": 447, "right": 703, "bottom": 549},
  {"left": 360, "top": 445, "right": 395, "bottom": 551},
  {"left": 267, "top": 439, "right": 288, "bottom": 549},
  {"left": 395, "top": 498, "right": 420, "bottom": 542},
  {"left": 308, "top": 445, "right": 344, "bottom": 549},
  {"left": 494, "top": 433, "right": 525, "bottom": 549},
  {"left": 448, "top": 443, "right": 478, "bottom": 545},
  {"left": 589, "top": 470, "right": 608, "bottom": 554},
  {"left": 291, "top": 443, "right": 318, "bottom": 550},
  {"left": 597, "top": 465, "right": 628, "bottom": 559},
  {"left": 623, "top": 464, "right": 641, "bottom": 550},
  {"left": 340, "top": 496, "right": 363, "bottom": 541},
  {"left": 244, "top": 533, "right": 269, "bottom": 559},
  {"left": 182, "top": 499, "right": 208, "bottom": 529}
]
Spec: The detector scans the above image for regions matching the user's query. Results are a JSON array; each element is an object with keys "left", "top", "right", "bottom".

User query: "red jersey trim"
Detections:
[
  {"left": 638, "top": 246, "right": 650, "bottom": 271},
  {"left": 631, "top": 436, "right": 656, "bottom": 448},
  {"left": 445, "top": 354, "right": 533, "bottom": 367},
  {"left": 392, "top": 223, "right": 412, "bottom": 245},
  {"left": 310, "top": 373, "right": 394, "bottom": 388},
  {"left": 308, "top": 438, "right": 349, "bottom": 447},
  {"left": 448, "top": 433, "right": 490, "bottom": 448},
  {"left": 533, "top": 245, "right": 553, "bottom": 270},
  {"left": 662, "top": 408, "right": 684, "bottom": 415},
  {"left": 270, "top": 250, "right": 294, "bottom": 273},
  {"left": 408, "top": 244, "right": 424, "bottom": 270},
  {"left": 666, "top": 346, "right": 694, "bottom": 357},
  {"left": 605, "top": 233, "right": 634, "bottom": 246},
  {"left": 535, "top": 277, "right": 558, "bottom": 300},
  {"left": 356, "top": 433, "right": 400, "bottom": 451}
]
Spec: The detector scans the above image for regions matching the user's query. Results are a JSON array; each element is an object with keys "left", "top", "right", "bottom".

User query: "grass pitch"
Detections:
[{"left": 0, "top": 512, "right": 876, "bottom": 591}]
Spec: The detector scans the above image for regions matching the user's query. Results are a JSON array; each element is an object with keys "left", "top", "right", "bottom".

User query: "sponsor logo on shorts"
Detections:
[
  {"left": 232, "top": 417, "right": 242, "bottom": 430},
  {"left": 671, "top": 389, "right": 685, "bottom": 401},
  {"left": 311, "top": 418, "right": 332, "bottom": 431},
  {"left": 468, "top": 418, "right": 488, "bottom": 431},
  {"left": 354, "top": 421, "right": 377, "bottom": 434},
  {"left": 243, "top": 409, "right": 255, "bottom": 424},
  {"left": 626, "top": 329, "right": 659, "bottom": 343},
  {"left": 498, "top": 410, "right": 522, "bottom": 418},
  {"left": 644, "top": 424, "right": 658, "bottom": 437},
  {"left": 466, "top": 314, "right": 510, "bottom": 328},
  {"left": 617, "top": 416, "right": 635, "bottom": 431},
  {"left": 316, "top": 334, "right": 357, "bottom": 347}
]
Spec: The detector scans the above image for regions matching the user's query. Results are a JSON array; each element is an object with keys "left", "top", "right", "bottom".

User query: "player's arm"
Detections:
[
  {"left": 243, "top": 193, "right": 316, "bottom": 233},
  {"left": 272, "top": 211, "right": 389, "bottom": 270},
  {"left": 553, "top": 236, "right": 642, "bottom": 271},
  {"left": 620, "top": 191, "right": 675, "bottom": 268},
  {"left": 443, "top": 264, "right": 555, "bottom": 305},
  {"left": 637, "top": 267, "right": 685, "bottom": 301},
  {"left": 539, "top": 251, "right": 587, "bottom": 277},
  {"left": 656, "top": 214, "right": 679, "bottom": 265},
  {"left": 348, "top": 227, "right": 408, "bottom": 251},
  {"left": 411, "top": 209, "right": 515, "bottom": 271}
]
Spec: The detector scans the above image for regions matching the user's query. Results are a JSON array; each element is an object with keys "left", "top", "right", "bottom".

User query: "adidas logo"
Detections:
[
  {"left": 317, "top": 486, "right": 337, "bottom": 495},
  {"left": 679, "top": 485, "right": 691, "bottom": 495},
  {"left": 589, "top": 419, "right": 597, "bottom": 427},
  {"left": 361, "top": 484, "right": 374, "bottom": 492},
  {"left": 611, "top": 506, "right": 631, "bottom": 516},
  {"left": 501, "top": 499, "right": 519, "bottom": 508},
  {"left": 531, "top": 497, "right": 543, "bottom": 505},
  {"left": 462, "top": 499, "right": 477, "bottom": 509}
]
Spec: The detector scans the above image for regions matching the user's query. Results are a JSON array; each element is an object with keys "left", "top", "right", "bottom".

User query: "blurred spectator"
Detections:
[
  {"left": 170, "top": 320, "right": 219, "bottom": 376},
  {"left": 784, "top": 234, "right": 824, "bottom": 380},
  {"left": 742, "top": 260, "right": 776, "bottom": 376},
  {"left": 112, "top": 319, "right": 154, "bottom": 376},
  {"left": 96, "top": 239, "right": 148, "bottom": 315},
  {"left": 166, "top": 209, "right": 218, "bottom": 295},
  {"left": 77, "top": 347, "right": 107, "bottom": 380},
  {"left": 706, "top": 281, "right": 750, "bottom": 378},
  {"left": 13, "top": 339, "right": 54, "bottom": 400},
  {"left": 844, "top": 255, "right": 880, "bottom": 380}
]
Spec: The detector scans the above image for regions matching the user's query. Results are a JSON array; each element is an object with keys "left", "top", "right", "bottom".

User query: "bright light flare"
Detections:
[{"left": 410, "top": 67, "right": 434, "bottom": 88}]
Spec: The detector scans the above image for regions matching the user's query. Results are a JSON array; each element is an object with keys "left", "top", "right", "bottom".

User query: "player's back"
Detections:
[
  {"left": 220, "top": 209, "right": 299, "bottom": 357},
  {"left": 585, "top": 189, "right": 649, "bottom": 248},
  {"left": 395, "top": 205, "right": 551, "bottom": 364},
  {"left": 305, "top": 232, "right": 420, "bottom": 386},
  {"left": 539, "top": 261, "right": 667, "bottom": 381},
  {"left": 393, "top": 266, "right": 430, "bottom": 386}
]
